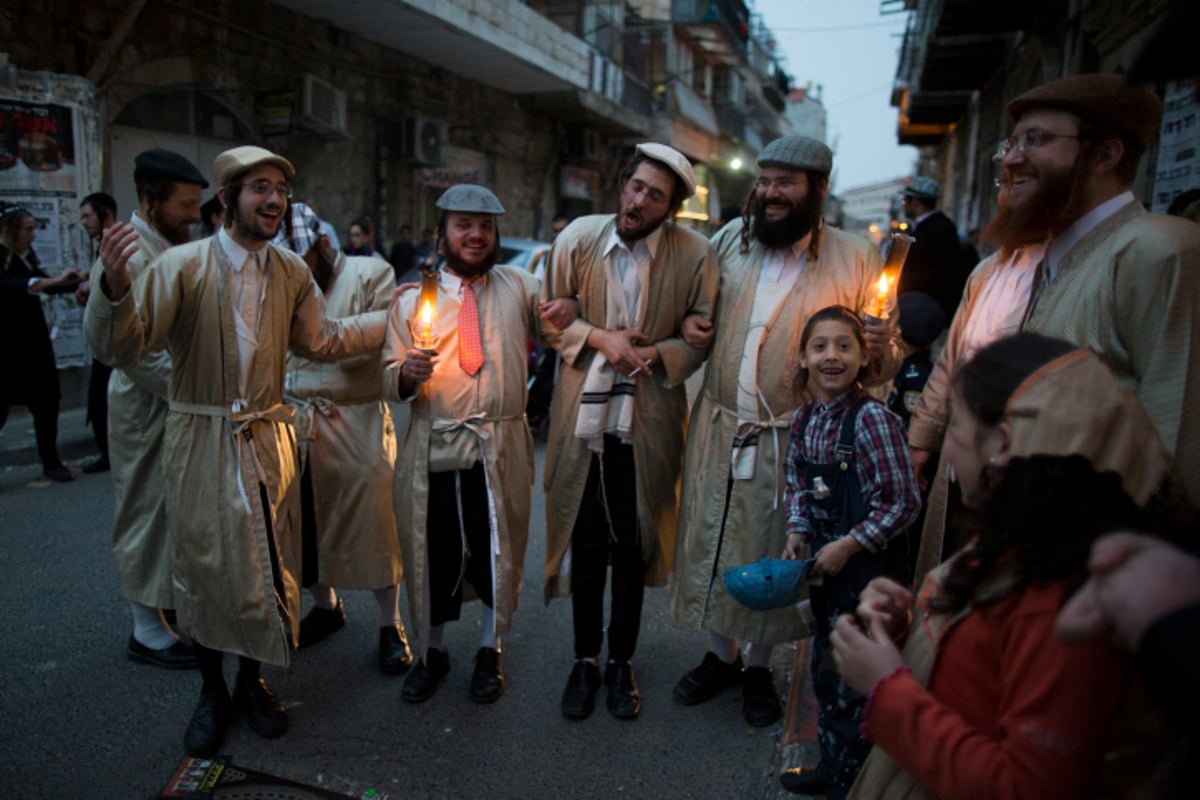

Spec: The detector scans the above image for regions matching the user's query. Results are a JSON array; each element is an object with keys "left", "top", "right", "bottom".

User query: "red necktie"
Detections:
[{"left": 458, "top": 280, "right": 484, "bottom": 376}]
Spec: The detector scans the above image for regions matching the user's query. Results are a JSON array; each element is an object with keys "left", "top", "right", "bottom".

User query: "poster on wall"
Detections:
[
  {"left": 0, "top": 99, "right": 78, "bottom": 195},
  {"left": 1151, "top": 80, "right": 1199, "bottom": 214}
]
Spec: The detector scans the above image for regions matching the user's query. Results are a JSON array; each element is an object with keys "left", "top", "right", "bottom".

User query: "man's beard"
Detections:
[
  {"left": 751, "top": 193, "right": 821, "bottom": 249},
  {"left": 617, "top": 203, "right": 670, "bottom": 244},
  {"left": 983, "top": 155, "right": 1087, "bottom": 251},
  {"left": 443, "top": 248, "right": 496, "bottom": 278},
  {"left": 233, "top": 204, "right": 281, "bottom": 244},
  {"left": 152, "top": 208, "right": 193, "bottom": 246}
]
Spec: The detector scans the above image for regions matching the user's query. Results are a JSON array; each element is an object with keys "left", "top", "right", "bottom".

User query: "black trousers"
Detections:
[
  {"left": 427, "top": 462, "right": 494, "bottom": 626},
  {"left": 87, "top": 359, "right": 111, "bottom": 460},
  {"left": 570, "top": 437, "right": 645, "bottom": 662},
  {"left": 0, "top": 397, "right": 64, "bottom": 471}
]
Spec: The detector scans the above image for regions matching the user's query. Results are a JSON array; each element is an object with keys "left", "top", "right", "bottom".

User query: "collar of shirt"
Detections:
[
  {"left": 813, "top": 389, "right": 855, "bottom": 417},
  {"left": 219, "top": 227, "right": 267, "bottom": 273},
  {"left": 1046, "top": 191, "right": 1134, "bottom": 279},
  {"left": 1005, "top": 241, "right": 1047, "bottom": 273},
  {"left": 912, "top": 209, "right": 937, "bottom": 226},
  {"left": 439, "top": 266, "right": 488, "bottom": 296},
  {"left": 603, "top": 222, "right": 662, "bottom": 263}
]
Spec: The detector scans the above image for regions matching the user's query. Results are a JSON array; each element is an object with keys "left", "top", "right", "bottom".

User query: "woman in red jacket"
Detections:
[{"left": 831, "top": 333, "right": 1183, "bottom": 799}]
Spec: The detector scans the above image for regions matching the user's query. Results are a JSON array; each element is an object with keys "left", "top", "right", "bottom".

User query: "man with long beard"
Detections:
[
  {"left": 382, "top": 185, "right": 541, "bottom": 705},
  {"left": 86, "top": 146, "right": 388, "bottom": 757},
  {"left": 669, "top": 134, "right": 899, "bottom": 754},
  {"left": 543, "top": 143, "right": 717, "bottom": 721},
  {"left": 84, "top": 150, "right": 206, "bottom": 670}
]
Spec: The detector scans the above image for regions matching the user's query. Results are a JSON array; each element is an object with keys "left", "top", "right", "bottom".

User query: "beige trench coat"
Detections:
[
  {"left": 86, "top": 217, "right": 173, "bottom": 608},
  {"left": 382, "top": 265, "right": 541, "bottom": 648},
  {"left": 669, "top": 222, "right": 899, "bottom": 645},
  {"left": 85, "top": 238, "right": 386, "bottom": 666},
  {"left": 286, "top": 254, "right": 400, "bottom": 590},
  {"left": 541, "top": 214, "right": 718, "bottom": 601}
]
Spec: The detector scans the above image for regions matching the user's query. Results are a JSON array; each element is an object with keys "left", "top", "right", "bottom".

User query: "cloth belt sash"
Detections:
[{"left": 708, "top": 390, "right": 793, "bottom": 510}]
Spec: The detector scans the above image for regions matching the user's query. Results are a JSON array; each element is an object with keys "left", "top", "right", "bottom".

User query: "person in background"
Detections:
[
  {"left": 413, "top": 227, "right": 436, "bottom": 268},
  {"left": 388, "top": 224, "right": 417, "bottom": 281},
  {"left": 0, "top": 203, "right": 82, "bottom": 482},
  {"left": 887, "top": 292, "right": 945, "bottom": 431},
  {"left": 199, "top": 195, "right": 223, "bottom": 237},
  {"left": 302, "top": 198, "right": 341, "bottom": 253},
  {"left": 78, "top": 191, "right": 119, "bottom": 474},
  {"left": 550, "top": 213, "right": 570, "bottom": 240},
  {"left": 898, "top": 177, "right": 971, "bottom": 324},
  {"left": 345, "top": 216, "right": 375, "bottom": 256}
]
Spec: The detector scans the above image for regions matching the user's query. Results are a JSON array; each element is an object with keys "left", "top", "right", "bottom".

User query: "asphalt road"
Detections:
[{"left": 0, "top": 406, "right": 794, "bottom": 799}]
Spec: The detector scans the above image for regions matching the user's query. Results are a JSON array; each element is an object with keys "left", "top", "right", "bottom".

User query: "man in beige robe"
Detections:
[
  {"left": 88, "top": 149, "right": 207, "bottom": 670},
  {"left": 669, "top": 135, "right": 901, "bottom": 734},
  {"left": 86, "top": 146, "right": 387, "bottom": 758},
  {"left": 542, "top": 143, "right": 718, "bottom": 721},
  {"left": 383, "top": 185, "right": 541, "bottom": 706},
  {"left": 280, "top": 202, "right": 411, "bottom": 675}
]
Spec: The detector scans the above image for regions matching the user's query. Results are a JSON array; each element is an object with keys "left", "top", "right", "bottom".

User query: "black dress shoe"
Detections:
[
  {"left": 82, "top": 455, "right": 110, "bottom": 474},
  {"left": 401, "top": 648, "right": 450, "bottom": 703},
  {"left": 298, "top": 598, "right": 345, "bottom": 648},
  {"left": 743, "top": 666, "right": 782, "bottom": 727},
  {"left": 379, "top": 624, "right": 414, "bottom": 674},
  {"left": 779, "top": 766, "right": 831, "bottom": 795},
  {"left": 184, "top": 686, "right": 233, "bottom": 757},
  {"left": 127, "top": 635, "right": 199, "bottom": 669},
  {"left": 43, "top": 465, "right": 75, "bottom": 483},
  {"left": 233, "top": 675, "right": 288, "bottom": 739},
  {"left": 561, "top": 661, "right": 601, "bottom": 720},
  {"left": 469, "top": 647, "right": 505, "bottom": 704},
  {"left": 673, "top": 651, "right": 744, "bottom": 705},
  {"left": 604, "top": 660, "right": 641, "bottom": 720}
]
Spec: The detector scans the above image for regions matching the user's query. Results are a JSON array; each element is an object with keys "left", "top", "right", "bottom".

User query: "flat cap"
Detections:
[
  {"left": 722, "top": 557, "right": 816, "bottom": 612},
  {"left": 435, "top": 184, "right": 506, "bottom": 215},
  {"left": 634, "top": 142, "right": 697, "bottom": 199},
  {"left": 134, "top": 149, "right": 208, "bottom": 187},
  {"left": 757, "top": 135, "right": 833, "bottom": 174},
  {"left": 898, "top": 291, "right": 947, "bottom": 348},
  {"left": 902, "top": 176, "right": 940, "bottom": 200},
  {"left": 212, "top": 146, "right": 296, "bottom": 186},
  {"left": 1006, "top": 74, "right": 1163, "bottom": 152}
]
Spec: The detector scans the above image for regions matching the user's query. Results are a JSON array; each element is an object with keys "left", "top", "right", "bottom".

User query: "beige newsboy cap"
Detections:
[
  {"left": 635, "top": 142, "right": 697, "bottom": 199},
  {"left": 212, "top": 146, "right": 296, "bottom": 186}
]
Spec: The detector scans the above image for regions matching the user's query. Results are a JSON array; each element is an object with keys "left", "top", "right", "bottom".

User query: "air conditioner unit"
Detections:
[
  {"left": 299, "top": 73, "right": 348, "bottom": 137},
  {"left": 404, "top": 117, "right": 448, "bottom": 166}
]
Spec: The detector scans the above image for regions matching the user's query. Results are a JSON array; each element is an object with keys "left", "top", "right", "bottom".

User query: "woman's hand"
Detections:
[
  {"left": 856, "top": 577, "right": 913, "bottom": 644},
  {"left": 831, "top": 613, "right": 906, "bottom": 696}
]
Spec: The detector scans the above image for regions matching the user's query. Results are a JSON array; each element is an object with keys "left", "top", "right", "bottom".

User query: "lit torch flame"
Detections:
[
  {"left": 416, "top": 298, "right": 435, "bottom": 349},
  {"left": 870, "top": 272, "right": 891, "bottom": 318}
]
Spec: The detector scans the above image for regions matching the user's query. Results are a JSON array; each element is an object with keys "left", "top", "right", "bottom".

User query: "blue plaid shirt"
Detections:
[{"left": 783, "top": 391, "right": 921, "bottom": 552}]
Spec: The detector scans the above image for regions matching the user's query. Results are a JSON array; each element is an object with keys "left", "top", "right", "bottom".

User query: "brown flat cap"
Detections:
[
  {"left": 1006, "top": 74, "right": 1163, "bottom": 152},
  {"left": 212, "top": 146, "right": 296, "bottom": 186}
]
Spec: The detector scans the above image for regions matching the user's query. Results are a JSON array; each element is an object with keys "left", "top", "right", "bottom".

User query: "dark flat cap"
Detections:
[
  {"left": 758, "top": 135, "right": 833, "bottom": 174},
  {"left": 436, "top": 184, "right": 506, "bottom": 215},
  {"left": 1006, "top": 74, "right": 1163, "bottom": 152},
  {"left": 134, "top": 149, "right": 209, "bottom": 187},
  {"left": 1128, "top": 0, "right": 1199, "bottom": 84},
  {"left": 898, "top": 292, "right": 946, "bottom": 348},
  {"left": 722, "top": 557, "right": 816, "bottom": 612}
]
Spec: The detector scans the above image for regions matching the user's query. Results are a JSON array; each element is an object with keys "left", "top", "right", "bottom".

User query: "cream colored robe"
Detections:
[
  {"left": 84, "top": 238, "right": 386, "bottom": 666},
  {"left": 1023, "top": 202, "right": 1200, "bottom": 507},
  {"left": 382, "top": 265, "right": 541, "bottom": 647},
  {"left": 87, "top": 217, "right": 174, "bottom": 608},
  {"left": 541, "top": 214, "right": 718, "bottom": 601},
  {"left": 286, "top": 254, "right": 401, "bottom": 590},
  {"left": 669, "top": 222, "right": 900, "bottom": 645}
]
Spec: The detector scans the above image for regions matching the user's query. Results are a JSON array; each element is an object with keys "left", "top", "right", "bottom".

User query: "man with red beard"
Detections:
[
  {"left": 669, "top": 134, "right": 899, "bottom": 760},
  {"left": 383, "top": 185, "right": 541, "bottom": 705},
  {"left": 85, "top": 146, "right": 388, "bottom": 757},
  {"left": 84, "top": 150, "right": 206, "bottom": 671},
  {"left": 543, "top": 143, "right": 717, "bottom": 721}
]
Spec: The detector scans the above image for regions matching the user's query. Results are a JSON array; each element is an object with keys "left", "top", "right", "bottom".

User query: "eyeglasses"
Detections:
[
  {"left": 242, "top": 179, "right": 293, "bottom": 199},
  {"left": 755, "top": 175, "right": 806, "bottom": 192},
  {"left": 995, "top": 131, "right": 1083, "bottom": 161}
]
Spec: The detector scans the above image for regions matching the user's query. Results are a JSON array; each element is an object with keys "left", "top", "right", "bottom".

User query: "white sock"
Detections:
[
  {"left": 426, "top": 623, "right": 446, "bottom": 653},
  {"left": 746, "top": 642, "right": 772, "bottom": 669},
  {"left": 374, "top": 585, "right": 401, "bottom": 627},
  {"left": 479, "top": 608, "right": 498, "bottom": 651},
  {"left": 709, "top": 631, "right": 740, "bottom": 664},
  {"left": 131, "top": 602, "right": 179, "bottom": 650},
  {"left": 308, "top": 583, "right": 337, "bottom": 610}
]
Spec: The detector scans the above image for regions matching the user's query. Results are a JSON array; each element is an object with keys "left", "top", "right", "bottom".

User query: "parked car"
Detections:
[{"left": 499, "top": 237, "right": 552, "bottom": 282}]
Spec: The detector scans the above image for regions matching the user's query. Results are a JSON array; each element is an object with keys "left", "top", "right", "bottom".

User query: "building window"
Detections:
[{"left": 114, "top": 89, "right": 253, "bottom": 141}]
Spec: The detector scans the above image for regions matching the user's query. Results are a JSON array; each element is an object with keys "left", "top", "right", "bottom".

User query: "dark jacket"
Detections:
[
  {"left": 898, "top": 210, "right": 971, "bottom": 321},
  {"left": 0, "top": 245, "right": 62, "bottom": 405}
]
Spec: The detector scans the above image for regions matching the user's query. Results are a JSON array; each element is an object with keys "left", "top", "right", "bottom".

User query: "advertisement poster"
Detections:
[
  {"left": 0, "top": 99, "right": 78, "bottom": 195},
  {"left": 1151, "top": 80, "right": 1199, "bottom": 213}
]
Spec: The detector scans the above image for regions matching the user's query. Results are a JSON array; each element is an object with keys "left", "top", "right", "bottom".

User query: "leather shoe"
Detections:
[
  {"left": 743, "top": 666, "right": 782, "bottom": 727},
  {"left": 82, "top": 455, "right": 110, "bottom": 474},
  {"left": 779, "top": 766, "right": 831, "bottom": 795},
  {"left": 402, "top": 648, "right": 450, "bottom": 703},
  {"left": 184, "top": 686, "right": 233, "bottom": 757},
  {"left": 127, "top": 635, "right": 199, "bottom": 669},
  {"left": 604, "top": 660, "right": 641, "bottom": 720},
  {"left": 233, "top": 675, "right": 288, "bottom": 739},
  {"left": 673, "top": 651, "right": 744, "bottom": 705},
  {"left": 43, "top": 465, "right": 75, "bottom": 483},
  {"left": 298, "top": 598, "right": 345, "bottom": 648},
  {"left": 469, "top": 647, "right": 505, "bottom": 704},
  {"left": 378, "top": 624, "right": 414, "bottom": 674},
  {"left": 561, "top": 661, "right": 601, "bottom": 720}
]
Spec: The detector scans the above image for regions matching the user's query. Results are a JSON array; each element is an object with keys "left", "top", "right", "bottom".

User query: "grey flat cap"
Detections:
[
  {"left": 757, "top": 135, "right": 833, "bottom": 174},
  {"left": 436, "top": 184, "right": 506, "bottom": 215}
]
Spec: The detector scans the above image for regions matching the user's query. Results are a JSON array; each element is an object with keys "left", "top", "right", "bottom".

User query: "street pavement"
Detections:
[{"left": 0, "top": 403, "right": 819, "bottom": 799}]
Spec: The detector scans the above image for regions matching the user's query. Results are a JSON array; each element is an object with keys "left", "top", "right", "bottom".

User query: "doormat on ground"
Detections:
[{"left": 157, "top": 755, "right": 389, "bottom": 799}]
